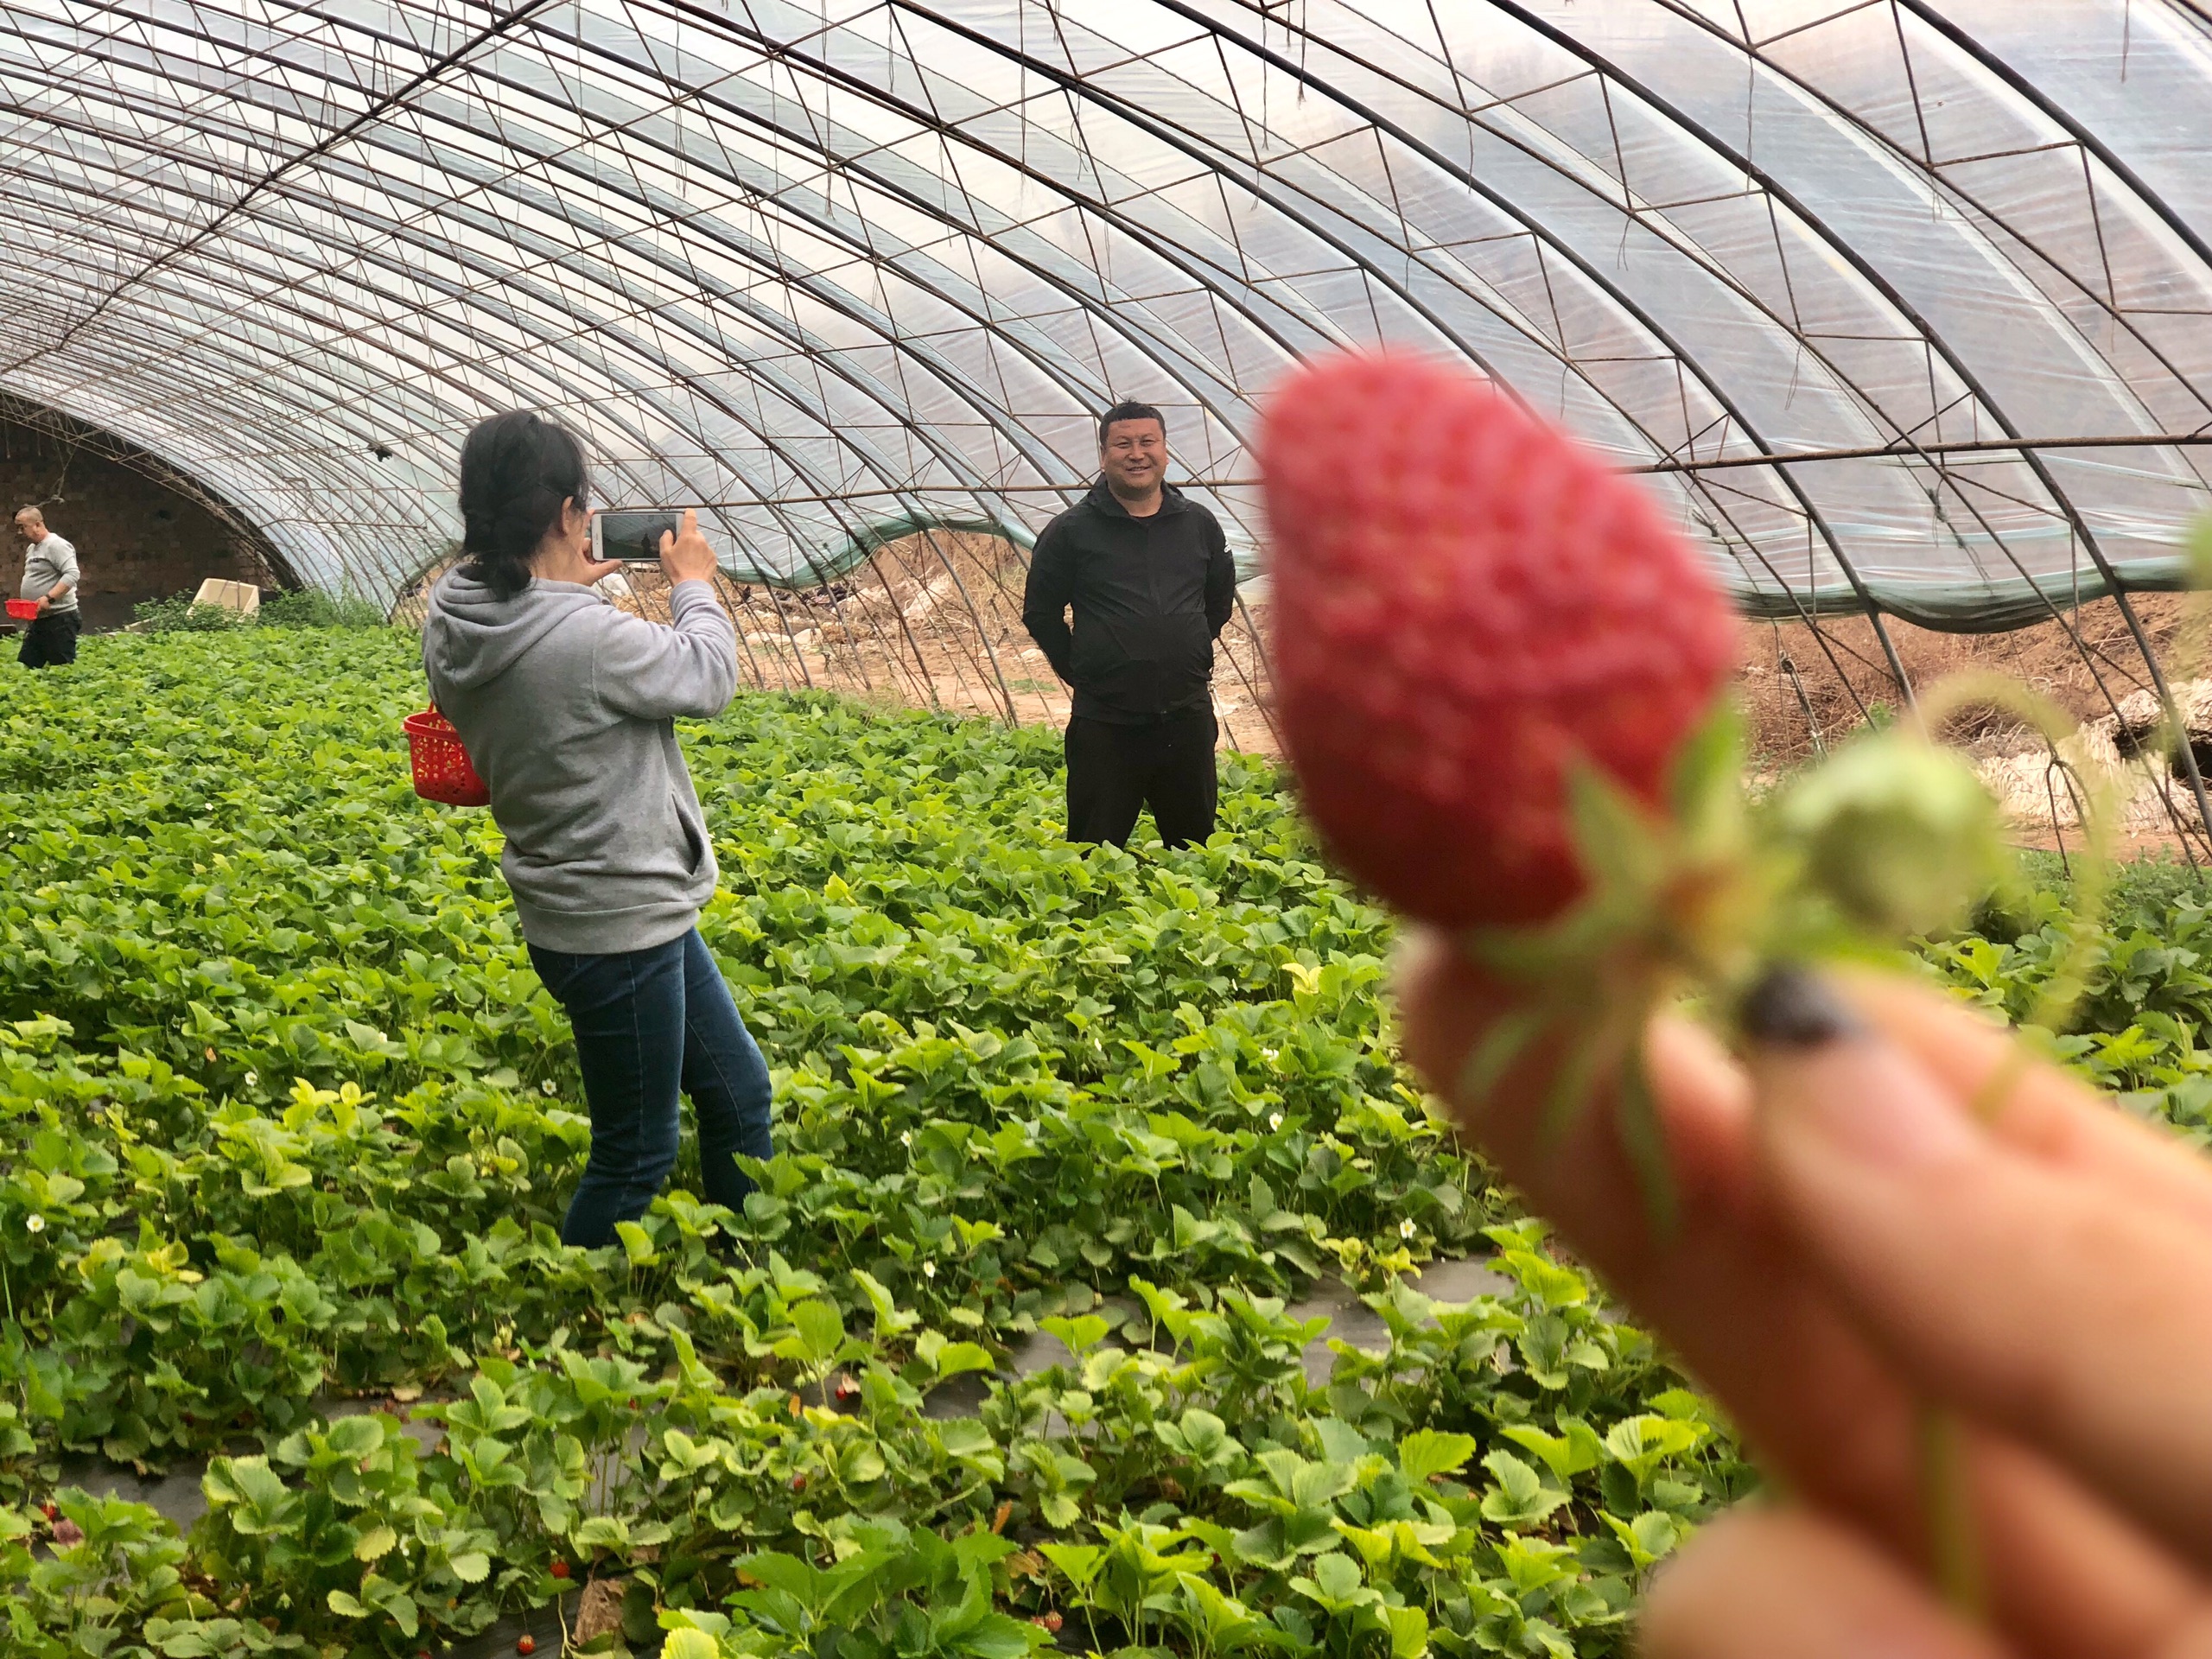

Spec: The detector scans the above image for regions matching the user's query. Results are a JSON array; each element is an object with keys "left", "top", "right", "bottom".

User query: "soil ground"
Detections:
[{"left": 397, "top": 542, "right": 2209, "bottom": 851}]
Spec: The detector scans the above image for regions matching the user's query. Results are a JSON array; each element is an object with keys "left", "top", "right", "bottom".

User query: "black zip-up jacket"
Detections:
[{"left": 1021, "top": 480, "right": 1237, "bottom": 724}]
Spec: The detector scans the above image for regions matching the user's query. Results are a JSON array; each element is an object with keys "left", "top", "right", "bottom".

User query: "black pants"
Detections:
[
  {"left": 17, "top": 612, "right": 79, "bottom": 669},
  {"left": 1065, "top": 709, "right": 1218, "bottom": 849}
]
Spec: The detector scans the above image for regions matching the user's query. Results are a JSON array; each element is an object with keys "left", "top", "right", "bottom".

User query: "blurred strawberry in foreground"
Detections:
[{"left": 1259, "top": 353, "right": 1737, "bottom": 927}]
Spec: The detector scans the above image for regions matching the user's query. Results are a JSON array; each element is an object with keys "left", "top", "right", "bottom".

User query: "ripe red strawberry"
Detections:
[
  {"left": 1259, "top": 353, "right": 1736, "bottom": 927},
  {"left": 550, "top": 1559, "right": 571, "bottom": 1580},
  {"left": 516, "top": 1638, "right": 537, "bottom": 1656}
]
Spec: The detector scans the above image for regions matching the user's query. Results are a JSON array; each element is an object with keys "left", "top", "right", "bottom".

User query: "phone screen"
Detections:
[{"left": 593, "top": 510, "right": 687, "bottom": 563}]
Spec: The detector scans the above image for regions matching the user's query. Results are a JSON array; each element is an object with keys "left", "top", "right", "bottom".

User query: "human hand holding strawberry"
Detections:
[
  {"left": 1394, "top": 941, "right": 2212, "bottom": 1659},
  {"left": 1259, "top": 350, "right": 2040, "bottom": 1625}
]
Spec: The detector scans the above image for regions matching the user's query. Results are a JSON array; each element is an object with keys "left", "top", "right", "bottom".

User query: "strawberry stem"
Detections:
[
  {"left": 1920, "top": 1403, "right": 1982, "bottom": 1618},
  {"left": 1611, "top": 1045, "right": 1676, "bottom": 1242}
]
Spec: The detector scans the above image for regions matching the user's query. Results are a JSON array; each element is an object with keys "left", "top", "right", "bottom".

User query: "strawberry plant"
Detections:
[{"left": 0, "top": 628, "right": 2196, "bottom": 1655}]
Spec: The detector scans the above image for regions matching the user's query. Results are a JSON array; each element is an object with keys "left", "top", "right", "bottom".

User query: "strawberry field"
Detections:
[{"left": 4, "top": 627, "right": 2209, "bottom": 1658}]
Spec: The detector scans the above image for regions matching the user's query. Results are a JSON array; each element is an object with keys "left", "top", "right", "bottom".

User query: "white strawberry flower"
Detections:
[
  {"left": 1398, "top": 1218, "right": 1416, "bottom": 1241},
  {"left": 921, "top": 1259, "right": 937, "bottom": 1280},
  {"left": 243, "top": 1071, "right": 258, "bottom": 1088},
  {"left": 1268, "top": 1112, "right": 1284, "bottom": 1132},
  {"left": 25, "top": 1214, "right": 44, "bottom": 1235},
  {"left": 899, "top": 1131, "right": 912, "bottom": 1147},
  {"left": 541, "top": 1079, "right": 557, "bottom": 1096}
]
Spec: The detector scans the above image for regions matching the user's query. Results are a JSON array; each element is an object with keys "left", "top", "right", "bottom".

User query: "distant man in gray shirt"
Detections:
[{"left": 12, "top": 506, "right": 79, "bottom": 669}]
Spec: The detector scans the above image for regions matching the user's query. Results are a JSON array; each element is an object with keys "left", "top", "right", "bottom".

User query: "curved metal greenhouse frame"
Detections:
[{"left": 5, "top": 0, "right": 2212, "bottom": 773}]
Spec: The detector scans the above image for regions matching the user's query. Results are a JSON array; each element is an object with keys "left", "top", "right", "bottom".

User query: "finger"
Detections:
[
  {"left": 681, "top": 507, "right": 698, "bottom": 537},
  {"left": 1748, "top": 968, "right": 2212, "bottom": 1569},
  {"left": 1395, "top": 928, "right": 1757, "bottom": 1230},
  {"left": 1641, "top": 1505, "right": 2008, "bottom": 1659},
  {"left": 1395, "top": 934, "right": 2212, "bottom": 1655},
  {"left": 1964, "top": 1436, "right": 2212, "bottom": 1659},
  {"left": 1845, "top": 970, "right": 2212, "bottom": 1237},
  {"left": 582, "top": 557, "right": 626, "bottom": 582},
  {"left": 1393, "top": 931, "right": 1929, "bottom": 1534}
]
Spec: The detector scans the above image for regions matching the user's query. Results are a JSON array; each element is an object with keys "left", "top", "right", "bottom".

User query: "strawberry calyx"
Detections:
[{"left": 1452, "top": 702, "right": 1768, "bottom": 1230}]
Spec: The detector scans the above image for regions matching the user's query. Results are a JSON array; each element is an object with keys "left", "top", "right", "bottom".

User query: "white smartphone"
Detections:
[{"left": 591, "top": 509, "right": 692, "bottom": 563}]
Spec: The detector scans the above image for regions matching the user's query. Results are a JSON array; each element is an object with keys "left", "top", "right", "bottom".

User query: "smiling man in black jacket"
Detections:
[{"left": 1022, "top": 401, "right": 1238, "bottom": 849}]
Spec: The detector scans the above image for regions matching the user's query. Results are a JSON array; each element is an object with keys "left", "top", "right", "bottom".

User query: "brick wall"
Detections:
[{"left": 1, "top": 416, "right": 275, "bottom": 629}]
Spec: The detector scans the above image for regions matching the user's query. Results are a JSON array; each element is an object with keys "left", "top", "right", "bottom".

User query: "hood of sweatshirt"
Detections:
[{"left": 422, "top": 565, "right": 607, "bottom": 690}]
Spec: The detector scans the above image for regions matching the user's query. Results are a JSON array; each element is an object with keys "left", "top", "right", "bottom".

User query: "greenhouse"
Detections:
[{"left": 3, "top": 1, "right": 2211, "bottom": 1654}]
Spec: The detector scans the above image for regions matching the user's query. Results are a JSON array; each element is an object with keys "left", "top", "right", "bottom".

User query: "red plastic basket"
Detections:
[
  {"left": 403, "top": 709, "right": 490, "bottom": 806},
  {"left": 4, "top": 600, "right": 37, "bottom": 620}
]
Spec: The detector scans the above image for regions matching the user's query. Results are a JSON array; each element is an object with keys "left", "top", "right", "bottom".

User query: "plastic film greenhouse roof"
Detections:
[{"left": 3, "top": 0, "right": 2210, "bottom": 626}]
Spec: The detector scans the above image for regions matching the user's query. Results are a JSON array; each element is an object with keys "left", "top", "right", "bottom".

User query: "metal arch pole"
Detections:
[
  {"left": 780, "top": 490, "right": 1015, "bottom": 719},
  {"left": 783, "top": 517, "right": 1012, "bottom": 726},
  {"left": 699, "top": 0, "right": 1853, "bottom": 602},
  {"left": 910, "top": 523, "right": 1024, "bottom": 726},
  {"left": 1117, "top": 0, "right": 1916, "bottom": 709},
  {"left": 0, "top": 129, "right": 707, "bottom": 591},
  {"left": 2109, "top": 585, "right": 2212, "bottom": 842},
  {"left": 0, "top": 0, "right": 568, "bottom": 378},
  {"left": 785, "top": 538, "right": 886, "bottom": 702},
  {"left": 1637, "top": 1, "right": 2212, "bottom": 448},
  {"left": 713, "top": 572, "right": 779, "bottom": 694},
  {"left": 1473, "top": 0, "right": 2212, "bottom": 837},
  {"left": 1221, "top": 588, "right": 1282, "bottom": 750},
  {"left": 3, "top": 67, "right": 1091, "bottom": 567},
  {"left": 860, "top": 543, "right": 949, "bottom": 715},
  {"left": 24, "top": 0, "right": 1878, "bottom": 634},
  {"left": 1187, "top": 0, "right": 2199, "bottom": 728},
  {"left": 1870, "top": 609, "right": 1918, "bottom": 714},
  {"left": 0, "top": 390, "right": 296, "bottom": 587},
  {"left": 893, "top": 0, "right": 1909, "bottom": 693},
  {"left": 1893, "top": 0, "right": 2212, "bottom": 276},
  {"left": 804, "top": 538, "right": 928, "bottom": 712}
]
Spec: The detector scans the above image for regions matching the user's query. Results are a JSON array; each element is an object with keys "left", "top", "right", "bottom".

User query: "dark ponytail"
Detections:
[{"left": 457, "top": 410, "right": 592, "bottom": 601}]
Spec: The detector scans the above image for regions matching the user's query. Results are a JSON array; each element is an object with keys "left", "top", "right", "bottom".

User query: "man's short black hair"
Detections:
[{"left": 1098, "top": 401, "right": 1166, "bottom": 448}]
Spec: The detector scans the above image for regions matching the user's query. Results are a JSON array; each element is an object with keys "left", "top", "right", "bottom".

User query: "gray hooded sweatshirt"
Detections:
[{"left": 421, "top": 567, "right": 739, "bottom": 955}]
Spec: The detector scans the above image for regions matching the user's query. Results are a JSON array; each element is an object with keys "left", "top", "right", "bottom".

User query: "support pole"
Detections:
[{"left": 1866, "top": 609, "right": 1918, "bottom": 715}]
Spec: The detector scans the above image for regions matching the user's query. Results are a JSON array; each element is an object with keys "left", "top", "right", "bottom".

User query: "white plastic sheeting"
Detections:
[{"left": 1, "top": 0, "right": 2208, "bottom": 623}]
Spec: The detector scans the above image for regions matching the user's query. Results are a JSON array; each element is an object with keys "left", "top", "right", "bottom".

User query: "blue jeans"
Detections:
[{"left": 527, "top": 928, "right": 774, "bottom": 1248}]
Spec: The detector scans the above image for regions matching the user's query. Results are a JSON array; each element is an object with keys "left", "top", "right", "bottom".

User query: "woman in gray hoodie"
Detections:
[{"left": 422, "top": 410, "right": 771, "bottom": 1248}]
